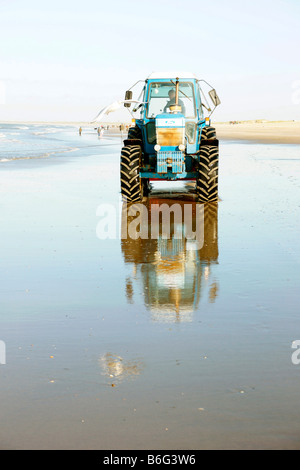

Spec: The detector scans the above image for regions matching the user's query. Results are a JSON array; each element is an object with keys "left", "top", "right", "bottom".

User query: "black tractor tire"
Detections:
[
  {"left": 127, "top": 126, "right": 142, "bottom": 140},
  {"left": 123, "top": 126, "right": 151, "bottom": 199},
  {"left": 201, "top": 126, "right": 217, "bottom": 140},
  {"left": 120, "top": 145, "right": 144, "bottom": 203},
  {"left": 196, "top": 126, "right": 219, "bottom": 202}
]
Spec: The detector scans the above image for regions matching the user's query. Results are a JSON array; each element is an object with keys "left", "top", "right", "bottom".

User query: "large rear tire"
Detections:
[
  {"left": 120, "top": 145, "right": 143, "bottom": 203},
  {"left": 196, "top": 127, "right": 219, "bottom": 202},
  {"left": 127, "top": 126, "right": 142, "bottom": 141}
]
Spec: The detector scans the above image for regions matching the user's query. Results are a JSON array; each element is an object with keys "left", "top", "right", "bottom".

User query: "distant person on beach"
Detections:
[{"left": 79, "top": 127, "right": 82, "bottom": 136}]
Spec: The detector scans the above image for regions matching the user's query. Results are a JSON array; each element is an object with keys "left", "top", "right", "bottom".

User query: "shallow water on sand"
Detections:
[{"left": 0, "top": 126, "right": 299, "bottom": 449}]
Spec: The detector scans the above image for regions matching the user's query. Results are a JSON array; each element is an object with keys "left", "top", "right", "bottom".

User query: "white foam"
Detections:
[{"left": 0, "top": 132, "right": 21, "bottom": 143}]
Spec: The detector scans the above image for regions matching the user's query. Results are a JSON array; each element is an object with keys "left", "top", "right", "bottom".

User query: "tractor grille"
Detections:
[
  {"left": 157, "top": 151, "right": 185, "bottom": 174},
  {"left": 156, "top": 127, "right": 185, "bottom": 147}
]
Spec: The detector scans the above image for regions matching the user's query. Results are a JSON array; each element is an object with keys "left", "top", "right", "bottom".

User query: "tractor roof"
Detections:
[{"left": 147, "top": 72, "right": 198, "bottom": 80}]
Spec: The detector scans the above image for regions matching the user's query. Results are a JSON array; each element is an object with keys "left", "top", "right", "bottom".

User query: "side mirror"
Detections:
[
  {"left": 124, "top": 90, "right": 133, "bottom": 107},
  {"left": 209, "top": 89, "right": 221, "bottom": 107}
]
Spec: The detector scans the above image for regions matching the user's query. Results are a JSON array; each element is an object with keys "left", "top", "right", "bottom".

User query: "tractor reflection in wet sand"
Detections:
[
  {"left": 120, "top": 72, "right": 221, "bottom": 203},
  {"left": 121, "top": 198, "right": 219, "bottom": 322}
]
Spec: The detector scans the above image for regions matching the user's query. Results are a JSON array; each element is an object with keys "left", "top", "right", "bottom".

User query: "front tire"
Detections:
[
  {"left": 196, "top": 127, "right": 219, "bottom": 202},
  {"left": 120, "top": 145, "right": 143, "bottom": 203}
]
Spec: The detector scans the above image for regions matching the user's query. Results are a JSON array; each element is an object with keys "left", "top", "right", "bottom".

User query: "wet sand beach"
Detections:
[
  {"left": 215, "top": 120, "right": 300, "bottom": 144},
  {"left": 0, "top": 123, "right": 299, "bottom": 449}
]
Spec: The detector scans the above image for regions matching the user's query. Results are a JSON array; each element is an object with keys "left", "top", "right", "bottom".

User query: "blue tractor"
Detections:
[{"left": 120, "top": 72, "right": 221, "bottom": 203}]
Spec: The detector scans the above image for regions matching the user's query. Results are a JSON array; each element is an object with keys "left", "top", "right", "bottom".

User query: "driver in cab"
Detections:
[{"left": 164, "top": 89, "right": 186, "bottom": 115}]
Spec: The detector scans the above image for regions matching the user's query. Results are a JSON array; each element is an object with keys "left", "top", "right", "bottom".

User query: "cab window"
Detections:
[{"left": 147, "top": 82, "right": 196, "bottom": 119}]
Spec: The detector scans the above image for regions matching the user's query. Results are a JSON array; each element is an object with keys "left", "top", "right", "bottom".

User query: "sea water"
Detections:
[{"left": 0, "top": 123, "right": 118, "bottom": 163}]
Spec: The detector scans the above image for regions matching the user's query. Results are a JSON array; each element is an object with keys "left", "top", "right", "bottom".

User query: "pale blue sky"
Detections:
[{"left": 0, "top": 0, "right": 299, "bottom": 121}]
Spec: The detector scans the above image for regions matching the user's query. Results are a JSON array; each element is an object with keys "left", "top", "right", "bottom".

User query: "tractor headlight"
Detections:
[
  {"left": 178, "top": 144, "right": 185, "bottom": 151},
  {"left": 154, "top": 144, "right": 161, "bottom": 152}
]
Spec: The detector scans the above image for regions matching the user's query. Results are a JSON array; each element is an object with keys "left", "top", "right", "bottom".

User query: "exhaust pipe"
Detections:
[
  {"left": 170, "top": 77, "right": 181, "bottom": 113},
  {"left": 175, "top": 77, "right": 179, "bottom": 107}
]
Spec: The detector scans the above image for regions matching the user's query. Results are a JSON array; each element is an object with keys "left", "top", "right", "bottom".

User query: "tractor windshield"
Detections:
[{"left": 147, "top": 82, "right": 196, "bottom": 119}]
